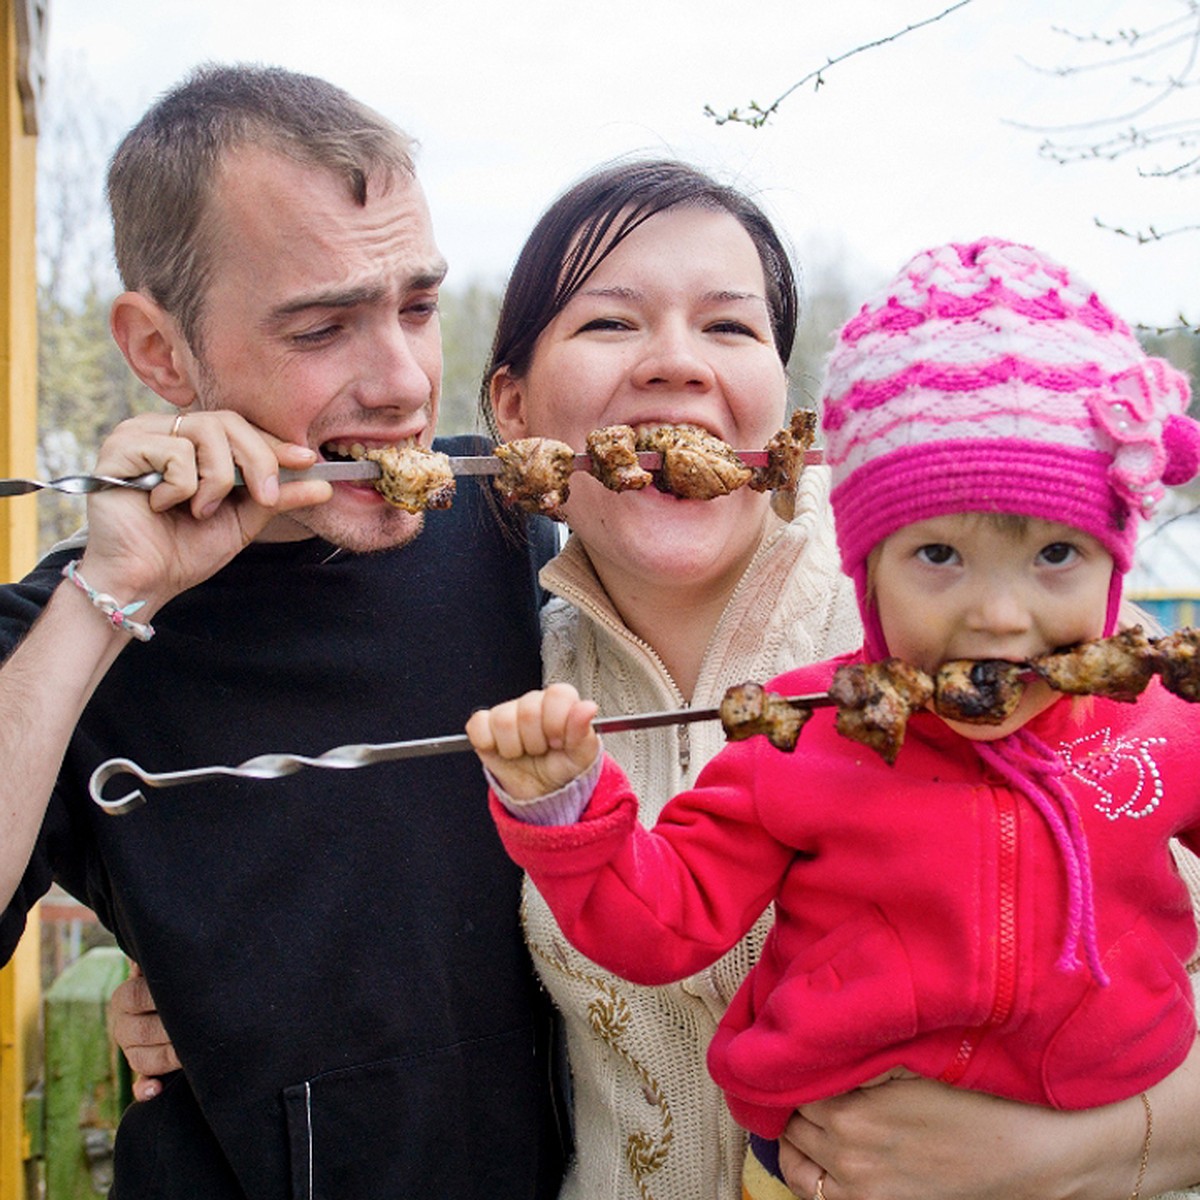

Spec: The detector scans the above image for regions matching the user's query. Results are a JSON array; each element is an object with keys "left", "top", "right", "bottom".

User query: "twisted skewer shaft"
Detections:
[{"left": 89, "top": 694, "right": 835, "bottom": 816}]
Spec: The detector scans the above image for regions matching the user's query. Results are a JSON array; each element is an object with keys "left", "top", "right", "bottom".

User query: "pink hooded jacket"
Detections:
[{"left": 491, "top": 652, "right": 1200, "bottom": 1139}]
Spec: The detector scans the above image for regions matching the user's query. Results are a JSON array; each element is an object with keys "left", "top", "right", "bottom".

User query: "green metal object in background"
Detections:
[{"left": 40, "top": 948, "right": 131, "bottom": 1198}]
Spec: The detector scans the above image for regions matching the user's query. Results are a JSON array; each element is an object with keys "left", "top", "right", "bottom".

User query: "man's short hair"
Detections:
[{"left": 107, "top": 63, "right": 416, "bottom": 350}]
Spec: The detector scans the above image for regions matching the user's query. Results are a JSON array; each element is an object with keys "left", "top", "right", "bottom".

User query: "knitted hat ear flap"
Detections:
[
  {"left": 853, "top": 564, "right": 890, "bottom": 662},
  {"left": 1104, "top": 568, "right": 1123, "bottom": 639}
]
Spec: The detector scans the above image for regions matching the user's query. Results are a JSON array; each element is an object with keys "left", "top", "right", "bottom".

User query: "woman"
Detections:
[
  {"left": 481, "top": 160, "right": 860, "bottom": 1200},
  {"left": 113, "top": 160, "right": 1200, "bottom": 1199}
]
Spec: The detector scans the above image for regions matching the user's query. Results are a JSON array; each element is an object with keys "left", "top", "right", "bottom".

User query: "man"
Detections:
[{"left": 0, "top": 64, "right": 564, "bottom": 1199}]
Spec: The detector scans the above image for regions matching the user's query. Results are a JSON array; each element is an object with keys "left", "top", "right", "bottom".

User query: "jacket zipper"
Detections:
[{"left": 939, "top": 785, "right": 1019, "bottom": 1084}]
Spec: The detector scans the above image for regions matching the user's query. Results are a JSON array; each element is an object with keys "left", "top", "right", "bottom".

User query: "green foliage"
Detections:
[
  {"left": 438, "top": 280, "right": 503, "bottom": 436},
  {"left": 36, "top": 288, "right": 163, "bottom": 553}
]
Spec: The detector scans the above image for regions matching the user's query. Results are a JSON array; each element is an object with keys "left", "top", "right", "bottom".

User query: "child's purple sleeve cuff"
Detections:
[{"left": 486, "top": 746, "right": 604, "bottom": 826}]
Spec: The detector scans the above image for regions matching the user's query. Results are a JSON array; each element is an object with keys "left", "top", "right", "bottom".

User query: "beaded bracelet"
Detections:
[{"left": 61, "top": 560, "right": 155, "bottom": 642}]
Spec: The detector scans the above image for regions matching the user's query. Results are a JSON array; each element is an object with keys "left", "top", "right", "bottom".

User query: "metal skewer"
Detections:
[
  {"left": 89, "top": 692, "right": 834, "bottom": 816},
  {"left": 0, "top": 471, "right": 165, "bottom": 497},
  {"left": 0, "top": 449, "right": 825, "bottom": 497}
]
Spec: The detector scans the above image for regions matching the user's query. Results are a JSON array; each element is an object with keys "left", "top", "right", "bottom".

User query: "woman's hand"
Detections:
[
  {"left": 108, "top": 961, "right": 181, "bottom": 1101},
  {"left": 777, "top": 1048, "right": 1200, "bottom": 1200}
]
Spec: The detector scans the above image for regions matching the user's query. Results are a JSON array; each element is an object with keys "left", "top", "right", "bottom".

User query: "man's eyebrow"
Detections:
[{"left": 266, "top": 262, "right": 449, "bottom": 322}]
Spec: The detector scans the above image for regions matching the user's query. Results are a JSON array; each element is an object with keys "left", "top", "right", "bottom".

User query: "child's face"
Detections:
[{"left": 872, "top": 513, "right": 1115, "bottom": 739}]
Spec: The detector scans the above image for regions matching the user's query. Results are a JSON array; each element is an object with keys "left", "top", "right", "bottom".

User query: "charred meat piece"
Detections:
[
  {"left": 358, "top": 444, "right": 456, "bottom": 513},
  {"left": 749, "top": 409, "right": 817, "bottom": 522},
  {"left": 1152, "top": 627, "right": 1200, "bottom": 702},
  {"left": 1030, "top": 626, "right": 1158, "bottom": 703},
  {"left": 719, "top": 681, "right": 812, "bottom": 752},
  {"left": 492, "top": 437, "right": 576, "bottom": 519},
  {"left": 934, "top": 660, "right": 1026, "bottom": 725},
  {"left": 635, "top": 424, "right": 752, "bottom": 500},
  {"left": 829, "top": 659, "right": 935, "bottom": 765},
  {"left": 586, "top": 425, "right": 653, "bottom": 492}
]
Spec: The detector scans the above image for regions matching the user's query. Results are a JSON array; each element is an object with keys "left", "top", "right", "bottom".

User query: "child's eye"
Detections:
[
  {"left": 915, "top": 543, "right": 958, "bottom": 566},
  {"left": 1038, "top": 542, "right": 1079, "bottom": 567}
]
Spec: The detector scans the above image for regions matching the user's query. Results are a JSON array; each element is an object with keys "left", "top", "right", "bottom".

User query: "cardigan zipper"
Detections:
[
  {"left": 939, "top": 785, "right": 1020, "bottom": 1085},
  {"left": 545, "top": 522, "right": 786, "bottom": 776}
]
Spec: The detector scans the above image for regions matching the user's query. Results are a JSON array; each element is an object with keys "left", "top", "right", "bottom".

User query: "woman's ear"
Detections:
[
  {"left": 109, "top": 292, "right": 200, "bottom": 407},
  {"left": 490, "top": 366, "right": 530, "bottom": 441}
]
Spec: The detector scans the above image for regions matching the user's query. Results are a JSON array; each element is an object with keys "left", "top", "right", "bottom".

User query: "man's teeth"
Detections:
[{"left": 322, "top": 437, "right": 417, "bottom": 461}]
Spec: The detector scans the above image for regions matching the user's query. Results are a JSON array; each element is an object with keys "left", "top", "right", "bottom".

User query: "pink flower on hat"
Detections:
[{"left": 1087, "top": 362, "right": 1192, "bottom": 518}]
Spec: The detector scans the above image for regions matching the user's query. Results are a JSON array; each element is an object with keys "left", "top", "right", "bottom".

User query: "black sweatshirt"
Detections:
[{"left": 0, "top": 439, "right": 567, "bottom": 1199}]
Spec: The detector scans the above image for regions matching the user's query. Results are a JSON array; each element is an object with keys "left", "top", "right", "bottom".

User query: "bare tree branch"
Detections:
[
  {"left": 703, "top": 0, "right": 977, "bottom": 129},
  {"left": 1015, "top": 2, "right": 1200, "bottom": 169}
]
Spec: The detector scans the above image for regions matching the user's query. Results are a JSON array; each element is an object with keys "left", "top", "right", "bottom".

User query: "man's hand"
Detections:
[
  {"left": 80, "top": 409, "right": 330, "bottom": 613},
  {"left": 108, "top": 961, "right": 181, "bottom": 1102},
  {"left": 465, "top": 682, "right": 599, "bottom": 799}
]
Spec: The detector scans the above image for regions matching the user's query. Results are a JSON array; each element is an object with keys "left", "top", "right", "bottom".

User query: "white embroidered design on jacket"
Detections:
[{"left": 1059, "top": 727, "right": 1166, "bottom": 821}]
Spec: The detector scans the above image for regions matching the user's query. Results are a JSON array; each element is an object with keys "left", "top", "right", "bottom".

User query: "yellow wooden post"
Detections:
[{"left": 0, "top": 1, "right": 43, "bottom": 1198}]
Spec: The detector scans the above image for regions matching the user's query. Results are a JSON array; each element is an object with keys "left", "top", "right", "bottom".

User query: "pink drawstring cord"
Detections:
[{"left": 976, "top": 730, "right": 1109, "bottom": 987}]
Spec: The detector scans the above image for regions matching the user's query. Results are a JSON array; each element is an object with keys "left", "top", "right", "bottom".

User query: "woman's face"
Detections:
[{"left": 492, "top": 205, "right": 789, "bottom": 595}]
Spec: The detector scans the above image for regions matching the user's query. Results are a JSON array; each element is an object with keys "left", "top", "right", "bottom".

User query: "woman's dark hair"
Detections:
[{"left": 480, "top": 158, "right": 798, "bottom": 438}]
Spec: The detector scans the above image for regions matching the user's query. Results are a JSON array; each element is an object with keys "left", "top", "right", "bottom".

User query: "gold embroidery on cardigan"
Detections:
[{"left": 521, "top": 887, "right": 674, "bottom": 1200}]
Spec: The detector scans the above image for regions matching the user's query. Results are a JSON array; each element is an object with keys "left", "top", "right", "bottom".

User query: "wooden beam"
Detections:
[{"left": 0, "top": 1, "right": 44, "bottom": 1197}]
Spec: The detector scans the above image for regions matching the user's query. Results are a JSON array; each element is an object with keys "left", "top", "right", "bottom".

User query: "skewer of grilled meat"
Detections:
[{"left": 716, "top": 627, "right": 1200, "bottom": 764}]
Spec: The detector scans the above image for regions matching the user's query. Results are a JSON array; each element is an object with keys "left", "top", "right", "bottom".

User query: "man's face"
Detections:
[{"left": 190, "top": 145, "right": 447, "bottom": 551}]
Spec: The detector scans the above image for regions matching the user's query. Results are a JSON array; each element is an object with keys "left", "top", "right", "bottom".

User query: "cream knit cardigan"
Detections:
[{"left": 529, "top": 467, "right": 861, "bottom": 1200}]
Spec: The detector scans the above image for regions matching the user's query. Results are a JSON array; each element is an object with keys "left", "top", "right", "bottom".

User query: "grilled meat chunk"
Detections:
[
  {"left": 749, "top": 409, "right": 817, "bottom": 522},
  {"left": 634, "top": 424, "right": 752, "bottom": 500},
  {"left": 586, "top": 425, "right": 653, "bottom": 492},
  {"left": 359, "top": 444, "right": 456, "bottom": 513},
  {"left": 1152, "top": 627, "right": 1200, "bottom": 702},
  {"left": 829, "top": 659, "right": 935, "bottom": 765},
  {"left": 933, "top": 659, "right": 1026, "bottom": 724},
  {"left": 719, "top": 682, "right": 812, "bottom": 752},
  {"left": 1030, "top": 626, "right": 1158, "bottom": 703},
  {"left": 492, "top": 437, "right": 576, "bottom": 519}
]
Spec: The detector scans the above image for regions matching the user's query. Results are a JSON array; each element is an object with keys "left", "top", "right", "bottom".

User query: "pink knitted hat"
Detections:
[{"left": 822, "top": 237, "right": 1198, "bottom": 656}]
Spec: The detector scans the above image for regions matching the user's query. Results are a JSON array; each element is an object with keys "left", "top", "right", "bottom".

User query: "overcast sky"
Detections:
[{"left": 45, "top": 0, "right": 1198, "bottom": 328}]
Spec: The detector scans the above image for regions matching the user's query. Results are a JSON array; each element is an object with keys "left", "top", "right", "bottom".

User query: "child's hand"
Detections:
[{"left": 465, "top": 682, "right": 600, "bottom": 800}]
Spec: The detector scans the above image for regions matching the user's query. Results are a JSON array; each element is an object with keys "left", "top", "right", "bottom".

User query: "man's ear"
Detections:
[
  {"left": 490, "top": 366, "right": 529, "bottom": 441},
  {"left": 109, "top": 292, "right": 200, "bottom": 407}
]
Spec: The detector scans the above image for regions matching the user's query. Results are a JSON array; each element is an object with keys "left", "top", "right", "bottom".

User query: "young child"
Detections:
[{"left": 465, "top": 238, "right": 1200, "bottom": 1193}]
